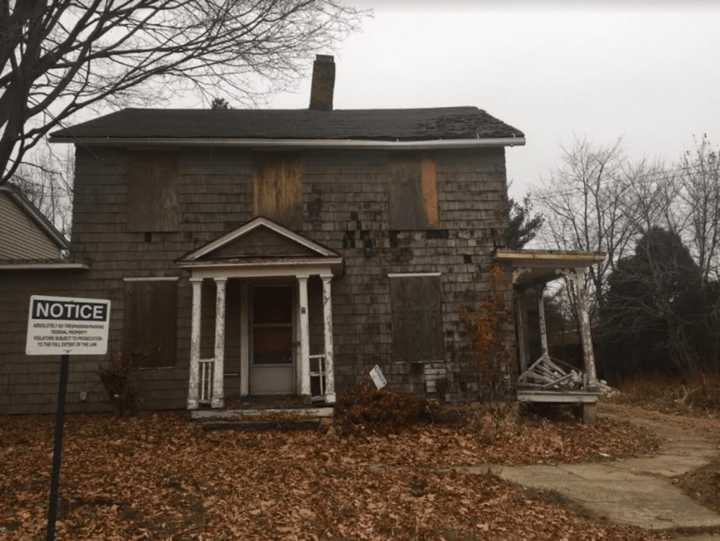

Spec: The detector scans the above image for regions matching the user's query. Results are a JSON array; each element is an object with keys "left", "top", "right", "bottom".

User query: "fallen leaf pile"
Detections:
[
  {"left": 0, "top": 413, "right": 664, "bottom": 540},
  {"left": 677, "top": 456, "right": 720, "bottom": 514},
  {"left": 335, "top": 416, "right": 659, "bottom": 467}
]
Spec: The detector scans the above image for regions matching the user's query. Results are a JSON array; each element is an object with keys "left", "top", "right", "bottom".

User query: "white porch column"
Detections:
[
  {"left": 537, "top": 286, "right": 549, "bottom": 355},
  {"left": 572, "top": 269, "right": 598, "bottom": 387},
  {"left": 321, "top": 274, "right": 336, "bottom": 404},
  {"left": 240, "top": 282, "right": 250, "bottom": 397},
  {"left": 297, "top": 274, "right": 311, "bottom": 398},
  {"left": 212, "top": 278, "right": 227, "bottom": 408},
  {"left": 187, "top": 277, "right": 203, "bottom": 410}
]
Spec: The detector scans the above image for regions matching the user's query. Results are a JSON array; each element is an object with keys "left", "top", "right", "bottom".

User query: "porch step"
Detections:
[
  {"left": 200, "top": 418, "right": 324, "bottom": 432},
  {"left": 191, "top": 407, "right": 334, "bottom": 421},
  {"left": 191, "top": 406, "right": 334, "bottom": 431}
]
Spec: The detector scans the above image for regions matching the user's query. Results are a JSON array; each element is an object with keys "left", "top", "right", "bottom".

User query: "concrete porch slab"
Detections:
[{"left": 191, "top": 406, "right": 334, "bottom": 421}]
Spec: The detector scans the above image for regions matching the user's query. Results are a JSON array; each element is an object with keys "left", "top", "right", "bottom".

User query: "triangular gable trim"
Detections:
[{"left": 181, "top": 217, "right": 339, "bottom": 261}]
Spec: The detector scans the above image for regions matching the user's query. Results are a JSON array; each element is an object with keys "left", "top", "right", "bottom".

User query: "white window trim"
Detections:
[
  {"left": 123, "top": 276, "right": 180, "bottom": 282},
  {"left": 387, "top": 272, "right": 442, "bottom": 278}
]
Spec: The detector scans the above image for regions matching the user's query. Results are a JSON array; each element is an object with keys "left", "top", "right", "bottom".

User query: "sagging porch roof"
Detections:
[
  {"left": 177, "top": 216, "right": 342, "bottom": 275},
  {"left": 494, "top": 249, "right": 605, "bottom": 289}
]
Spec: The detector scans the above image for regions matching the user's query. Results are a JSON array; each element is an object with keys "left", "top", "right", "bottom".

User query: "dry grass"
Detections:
[{"left": 612, "top": 373, "right": 720, "bottom": 418}]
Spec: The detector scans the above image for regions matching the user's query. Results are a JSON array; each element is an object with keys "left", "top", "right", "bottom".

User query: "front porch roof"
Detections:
[
  {"left": 177, "top": 216, "right": 342, "bottom": 276},
  {"left": 495, "top": 248, "right": 605, "bottom": 289}
]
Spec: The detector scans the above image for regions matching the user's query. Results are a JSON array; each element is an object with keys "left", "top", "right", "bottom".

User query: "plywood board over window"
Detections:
[
  {"left": 389, "top": 157, "right": 439, "bottom": 229},
  {"left": 253, "top": 154, "right": 303, "bottom": 228},
  {"left": 124, "top": 281, "right": 178, "bottom": 367},
  {"left": 127, "top": 152, "right": 180, "bottom": 232},
  {"left": 390, "top": 275, "right": 444, "bottom": 363}
]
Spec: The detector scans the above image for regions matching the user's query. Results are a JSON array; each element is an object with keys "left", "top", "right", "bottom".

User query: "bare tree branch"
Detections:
[{"left": 0, "top": 0, "right": 365, "bottom": 183}]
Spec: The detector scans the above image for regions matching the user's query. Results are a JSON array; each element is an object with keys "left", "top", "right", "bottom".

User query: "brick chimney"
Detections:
[{"left": 309, "top": 55, "right": 335, "bottom": 111}]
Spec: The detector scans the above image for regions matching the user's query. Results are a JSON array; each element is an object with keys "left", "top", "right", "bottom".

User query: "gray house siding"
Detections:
[
  {"left": 0, "top": 145, "right": 517, "bottom": 413},
  {"left": 0, "top": 192, "right": 62, "bottom": 260}
]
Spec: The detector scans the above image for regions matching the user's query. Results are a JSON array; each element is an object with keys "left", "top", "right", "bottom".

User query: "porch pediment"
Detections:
[{"left": 179, "top": 217, "right": 340, "bottom": 266}]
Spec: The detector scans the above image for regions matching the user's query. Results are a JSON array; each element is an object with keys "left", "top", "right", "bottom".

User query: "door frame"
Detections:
[{"left": 248, "top": 282, "right": 297, "bottom": 395}]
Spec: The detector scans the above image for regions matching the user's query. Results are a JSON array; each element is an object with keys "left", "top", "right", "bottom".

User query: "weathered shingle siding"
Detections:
[
  {"left": 0, "top": 146, "right": 516, "bottom": 413},
  {"left": 0, "top": 193, "right": 61, "bottom": 260},
  {"left": 0, "top": 270, "right": 112, "bottom": 414}
]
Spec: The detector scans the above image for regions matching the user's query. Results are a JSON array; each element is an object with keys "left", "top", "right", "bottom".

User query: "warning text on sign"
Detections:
[{"left": 26, "top": 296, "right": 111, "bottom": 356}]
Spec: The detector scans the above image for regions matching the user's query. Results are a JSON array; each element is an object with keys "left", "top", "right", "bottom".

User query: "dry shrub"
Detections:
[
  {"left": 615, "top": 372, "right": 720, "bottom": 415},
  {"left": 451, "top": 401, "right": 522, "bottom": 443},
  {"left": 98, "top": 352, "right": 138, "bottom": 416},
  {"left": 335, "top": 383, "right": 437, "bottom": 434}
]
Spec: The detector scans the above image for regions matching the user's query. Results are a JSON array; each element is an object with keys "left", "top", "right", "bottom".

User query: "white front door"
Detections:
[{"left": 249, "top": 285, "right": 295, "bottom": 395}]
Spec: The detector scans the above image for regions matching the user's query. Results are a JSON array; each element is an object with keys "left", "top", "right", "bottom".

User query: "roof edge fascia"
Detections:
[{"left": 49, "top": 136, "right": 526, "bottom": 149}]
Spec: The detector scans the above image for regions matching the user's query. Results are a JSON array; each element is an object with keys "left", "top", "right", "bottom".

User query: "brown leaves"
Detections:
[{"left": 0, "top": 413, "right": 661, "bottom": 540}]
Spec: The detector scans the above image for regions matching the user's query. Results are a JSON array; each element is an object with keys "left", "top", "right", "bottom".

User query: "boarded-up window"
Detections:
[
  {"left": 389, "top": 157, "right": 439, "bottom": 229},
  {"left": 124, "top": 281, "right": 178, "bottom": 367},
  {"left": 253, "top": 154, "right": 303, "bottom": 228},
  {"left": 127, "top": 152, "right": 179, "bottom": 231},
  {"left": 390, "top": 275, "right": 444, "bottom": 363}
]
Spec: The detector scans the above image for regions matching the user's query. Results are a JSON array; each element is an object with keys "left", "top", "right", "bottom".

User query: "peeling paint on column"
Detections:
[
  {"left": 572, "top": 269, "right": 598, "bottom": 386},
  {"left": 298, "top": 275, "right": 311, "bottom": 397},
  {"left": 212, "top": 278, "right": 227, "bottom": 408},
  {"left": 321, "top": 275, "right": 336, "bottom": 403},
  {"left": 537, "top": 287, "right": 549, "bottom": 355},
  {"left": 188, "top": 277, "right": 202, "bottom": 410}
]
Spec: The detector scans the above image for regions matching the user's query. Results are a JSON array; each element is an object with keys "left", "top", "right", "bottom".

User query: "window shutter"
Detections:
[
  {"left": 123, "top": 281, "right": 178, "bottom": 367},
  {"left": 389, "top": 157, "right": 439, "bottom": 229}
]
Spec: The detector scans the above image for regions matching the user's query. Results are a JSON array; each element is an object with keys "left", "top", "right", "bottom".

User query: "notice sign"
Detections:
[
  {"left": 369, "top": 364, "right": 387, "bottom": 390},
  {"left": 26, "top": 296, "right": 111, "bottom": 356}
]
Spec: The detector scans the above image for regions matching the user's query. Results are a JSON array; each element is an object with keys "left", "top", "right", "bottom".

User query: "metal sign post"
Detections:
[
  {"left": 46, "top": 353, "right": 69, "bottom": 541},
  {"left": 25, "top": 295, "right": 111, "bottom": 541}
]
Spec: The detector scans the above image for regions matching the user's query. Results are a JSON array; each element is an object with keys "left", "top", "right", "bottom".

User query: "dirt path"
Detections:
[{"left": 464, "top": 403, "right": 720, "bottom": 536}]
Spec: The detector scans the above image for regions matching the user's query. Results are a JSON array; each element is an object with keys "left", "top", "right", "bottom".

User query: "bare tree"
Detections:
[
  {"left": 616, "top": 158, "right": 677, "bottom": 235},
  {"left": 0, "top": 0, "right": 362, "bottom": 184},
  {"left": 11, "top": 142, "right": 74, "bottom": 234},
  {"left": 534, "top": 138, "right": 635, "bottom": 308},
  {"left": 677, "top": 135, "right": 720, "bottom": 283}
]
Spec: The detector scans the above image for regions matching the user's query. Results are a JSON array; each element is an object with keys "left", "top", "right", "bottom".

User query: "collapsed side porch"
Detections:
[{"left": 496, "top": 248, "right": 607, "bottom": 423}]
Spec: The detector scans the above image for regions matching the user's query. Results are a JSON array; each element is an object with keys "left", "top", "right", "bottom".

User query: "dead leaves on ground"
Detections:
[{"left": 0, "top": 414, "right": 662, "bottom": 540}]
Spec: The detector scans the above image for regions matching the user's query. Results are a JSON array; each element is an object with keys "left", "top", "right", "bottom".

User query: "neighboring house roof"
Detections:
[
  {"left": 0, "top": 184, "right": 69, "bottom": 262},
  {"left": 49, "top": 107, "right": 525, "bottom": 148}
]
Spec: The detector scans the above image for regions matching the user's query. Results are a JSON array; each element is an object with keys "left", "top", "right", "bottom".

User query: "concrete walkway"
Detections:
[{"left": 470, "top": 404, "right": 720, "bottom": 534}]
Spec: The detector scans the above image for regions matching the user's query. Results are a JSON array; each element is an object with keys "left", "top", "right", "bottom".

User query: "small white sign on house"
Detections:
[
  {"left": 26, "top": 295, "right": 111, "bottom": 356},
  {"left": 369, "top": 364, "right": 387, "bottom": 390}
]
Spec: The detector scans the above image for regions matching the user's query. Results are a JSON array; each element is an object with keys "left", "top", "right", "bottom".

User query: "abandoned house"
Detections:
[{"left": 0, "top": 55, "right": 602, "bottom": 417}]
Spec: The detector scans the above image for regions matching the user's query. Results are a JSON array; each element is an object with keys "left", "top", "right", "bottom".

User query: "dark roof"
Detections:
[{"left": 51, "top": 106, "right": 523, "bottom": 142}]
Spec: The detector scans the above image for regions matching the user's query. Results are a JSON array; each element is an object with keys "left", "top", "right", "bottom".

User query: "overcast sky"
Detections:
[{"left": 266, "top": 2, "right": 720, "bottom": 197}]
